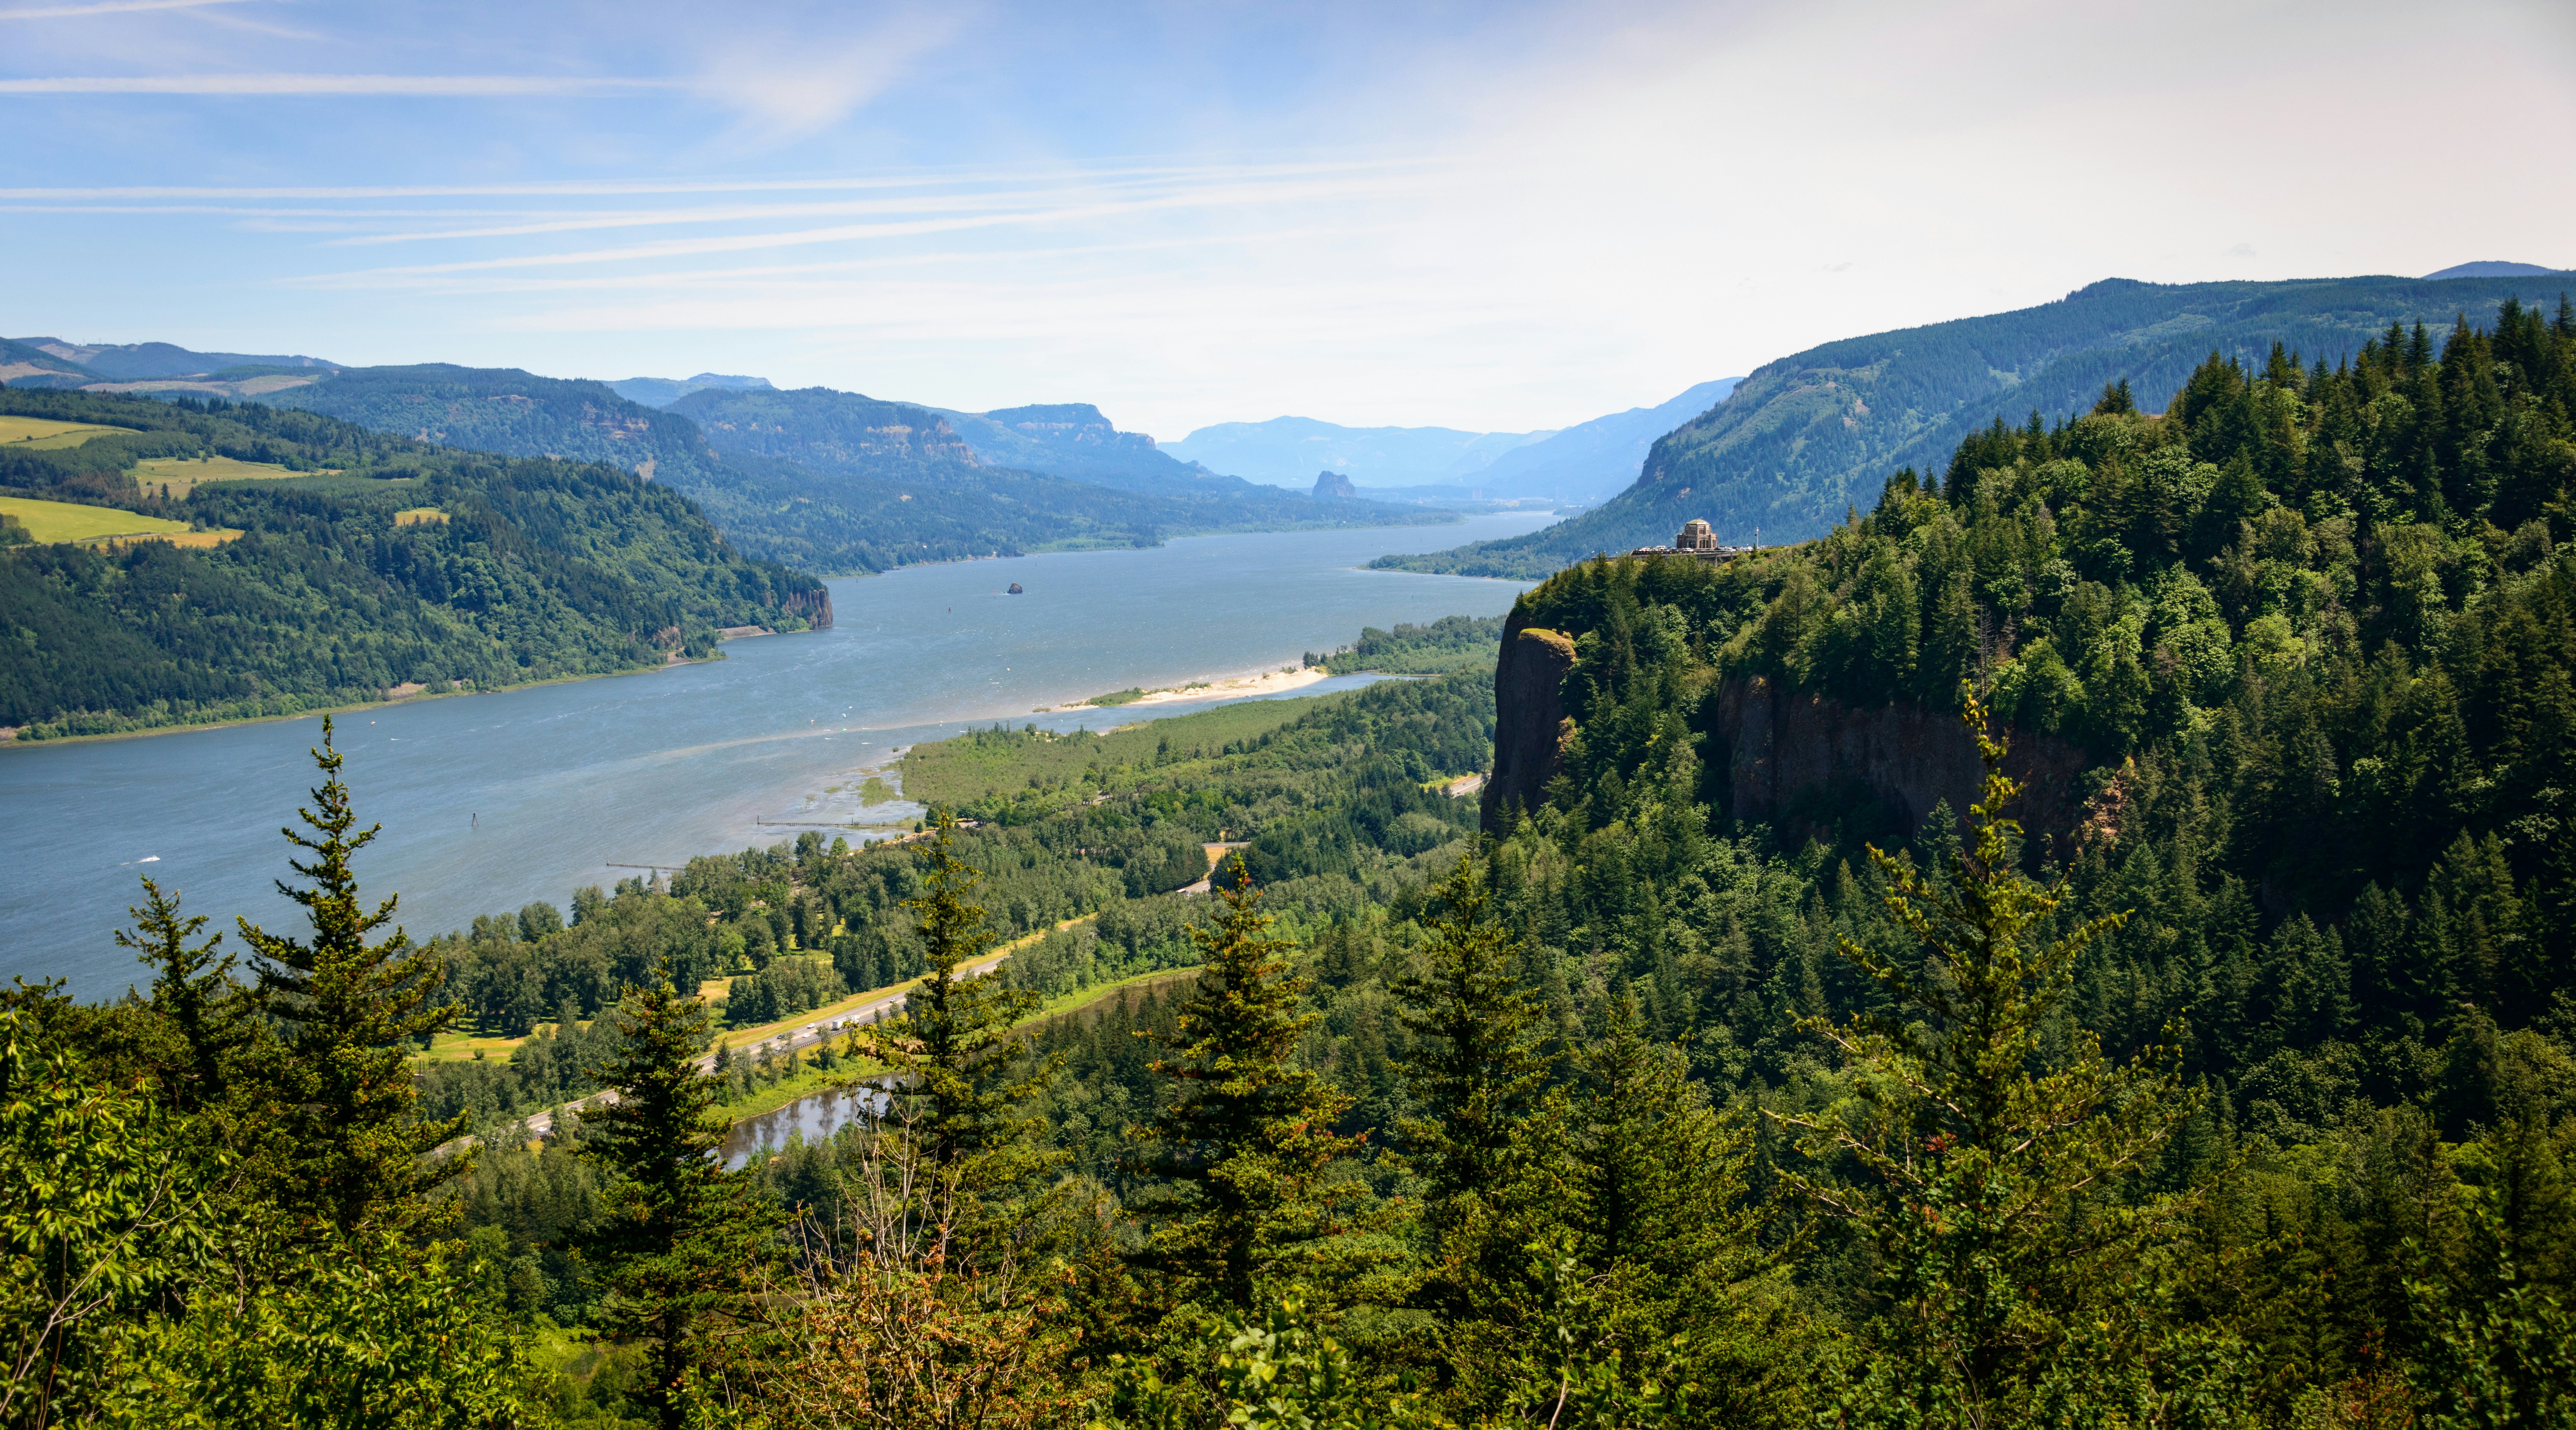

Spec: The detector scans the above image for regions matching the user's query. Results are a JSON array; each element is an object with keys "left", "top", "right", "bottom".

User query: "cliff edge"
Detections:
[
  {"left": 1483, "top": 613, "right": 2090, "bottom": 845},
  {"left": 1480, "top": 617, "right": 1577, "bottom": 833}
]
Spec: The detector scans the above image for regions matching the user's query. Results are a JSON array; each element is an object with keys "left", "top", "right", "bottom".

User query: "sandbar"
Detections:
[{"left": 1042, "top": 665, "right": 1329, "bottom": 713}]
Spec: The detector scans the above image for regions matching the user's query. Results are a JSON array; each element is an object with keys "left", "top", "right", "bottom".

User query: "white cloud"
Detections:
[{"left": 690, "top": 12, "right": 965, "bottom": 144}]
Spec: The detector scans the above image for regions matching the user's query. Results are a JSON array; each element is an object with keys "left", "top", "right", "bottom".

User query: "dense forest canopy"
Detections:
[
  {"left": 0, "top": 387, "right": 824, "bottom": 737},
  {"left": 1383, "top": 273, "right": 2576, "bottom": 577}
]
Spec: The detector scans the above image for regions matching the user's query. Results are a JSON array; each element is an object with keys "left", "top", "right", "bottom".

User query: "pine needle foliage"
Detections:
[
  {"left": 581, "top": 956, "right": 777, "bottom": 1430},
  {"left": 235, "top": 716, "right": 462, "bottom": 1234},
  {"left": 1130, "top": 860, "right": 1366, "bottom": 1312},
  {"left": 1776, "top": 689, "right": 2200, "bottom": 1420},
  {"left": 1390, "top": 843, "right": 1552, "bottom": 1207},
  {"left": 116, "top": 877, "right": 257, "bottom": 1115},
  {"left": 862, "top": 814, "right": 1054, "bottom": 1189}
]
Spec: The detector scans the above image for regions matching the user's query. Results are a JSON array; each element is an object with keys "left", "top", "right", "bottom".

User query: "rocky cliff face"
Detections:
[
  {"left": 1480, "top": 615, "right": 1577, "bottom": 832},
  {"left": 1484, "top": 614, "right": 2092, "bottom": 844},
  {"left": 781, "top": 585, "right": 835, "bottom": 630},
  {"left": 1705, "top": 676, "right": 2088, "bottom": 846},
  {"left": 1312, "top": 469, "right": 1360, "bottom": 500}
]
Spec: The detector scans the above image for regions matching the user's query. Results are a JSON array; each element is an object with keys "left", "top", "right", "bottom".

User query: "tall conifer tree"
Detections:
[
  {"left": 1132, "top": 861, "right": 1363, "bottom": 1312},
  {"left": 582, "top": 957, "right": 774, "bottom": 1430},
  {"left": 1392, "top": 843, "right": 1551, "bottom": 1208},
  {"left": 862, "top": 814, "right": 1052, "bottom": 1193},
  {"left": 116, "top": 877, "right": 257, "bottom": 1115},
  {"left": 237, "top": 717, "right": 462, "bottom": 1233},
  {"left": 1777, "top": 692, "right": 2195, "bottom": 1421}
]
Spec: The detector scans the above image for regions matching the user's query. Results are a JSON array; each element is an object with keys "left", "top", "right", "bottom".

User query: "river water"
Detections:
[{"left": 2, "top": 512, "right": 1549, "bottom": 1000}]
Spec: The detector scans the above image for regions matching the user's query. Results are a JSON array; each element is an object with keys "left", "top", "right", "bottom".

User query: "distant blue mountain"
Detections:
[
  {"left": 2420, "top": 260, "right": 2567, "bottom": 279},
  {"left": 924, "top": 402, "right": 1248, "bottom": 498},
  {"left": 1162, "top": 416, "right": 1553, "bottom": 488},
  {"left": 609, "top": 372, "right": 775, "bottom": 407},
  {"left": 1457, "top": 379, "right": 1742, "bottom": 502},
  {"left": 1161, "top": 381, "right": 1744, "bottom": 502}
]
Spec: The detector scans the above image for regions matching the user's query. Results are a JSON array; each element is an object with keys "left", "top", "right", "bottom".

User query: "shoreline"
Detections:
[
  {"left": 0, "top": 647, "right": 747, "bottom": 751},
  {"left": 1038, "top": 664, "right": 1332, "bottom": 713}
]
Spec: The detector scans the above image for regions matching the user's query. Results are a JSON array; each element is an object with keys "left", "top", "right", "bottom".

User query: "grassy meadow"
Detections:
[
  {"left": 0, "top": 494, "right": 198, "bottom": 544},
  {"left": 898, "top": 693, "right": 1335, "bottom": 806},
  {"left": 131, "top": 453, "right": 317, "bottom": 500},
  {"left": 0, "top": 414, "right": 136, "bottom": 449}
]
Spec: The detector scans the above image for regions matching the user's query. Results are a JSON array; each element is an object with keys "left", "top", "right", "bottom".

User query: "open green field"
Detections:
[
  {"left": 0, "top": 495, "right": 195, "bottom": 544},
  {"left": 0, "top": 415, "right": 136, "bottom": 449},
  {"left": 131, "top": 454, "right": 314, "bottom": 500},
  {"left": 898, "top": 693, "right": 1335, "bottom": 805}
]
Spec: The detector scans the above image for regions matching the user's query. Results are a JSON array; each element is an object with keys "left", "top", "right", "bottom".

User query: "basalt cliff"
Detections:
[{"left": 1483, "top": 607, "right": 2091, "bottom": 846}]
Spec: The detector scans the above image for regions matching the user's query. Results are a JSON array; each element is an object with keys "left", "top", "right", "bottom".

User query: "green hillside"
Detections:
[
  {"left": 1381, "top": 271, "right": 2576, "bottom": 577},
  {"left": 0, "top": 388, "right": 825, "bottom": 739}
]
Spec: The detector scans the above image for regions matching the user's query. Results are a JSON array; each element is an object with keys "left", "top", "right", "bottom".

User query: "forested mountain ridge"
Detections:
[
  {"left": 1493, "top": 298, "right": 2574, "bottom": 1005},
  {"left": 0, "top": 387, "right": 825, "bottom": 739},
  {"left": 667, "top": 384, "right": 984, "bottom": 471},
  {"left": 266, "top": 366, "right": 1448, "bottom": 571},
  {"left": 266, "top": 363, "right": 732, "bottom": 485},
  {"left": 1383, "top": 271, "right": 2576, "bottom": 577},
  {"left": 675, "top": 385, "right": 1440, "bottom": 522}
]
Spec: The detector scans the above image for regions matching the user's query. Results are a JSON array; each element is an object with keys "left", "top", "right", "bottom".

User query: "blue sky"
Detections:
[{"left": 4, "top": 0, "right": 2572, "bottom": 440}]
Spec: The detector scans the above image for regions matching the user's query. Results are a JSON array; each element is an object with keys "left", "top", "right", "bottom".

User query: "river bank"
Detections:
[{"left": 0, "top": 650, "right": 738, "bottom": 749}]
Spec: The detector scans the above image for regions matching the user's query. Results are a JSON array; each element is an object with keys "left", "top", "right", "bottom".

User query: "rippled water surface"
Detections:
[{"left": 3, "top": 513, "right": 1548, "bottom": 998}]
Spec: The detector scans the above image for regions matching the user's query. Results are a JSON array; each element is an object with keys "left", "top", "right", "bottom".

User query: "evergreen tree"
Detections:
[
  {"left": 1130, "top": 861, "right": 1365, "bottom": 1312},
  {"left": 581, "top": 957, "right": 775, "bottom": 1430},
  {"left": 236, "top": 716, "right": 462, "bottom": 1234},
  {"left": 1776, "top": 692, "right": 2200, "bottom": 1422},
  {"left": 114, "top": 877, "right": 257, "bottom": 1115},
  {"left": 861, "top": 814, "right": 1053, "bottom": 1192},
  {"left": 1391, "top": 844, "right": 1550, "bottom": 1207}
]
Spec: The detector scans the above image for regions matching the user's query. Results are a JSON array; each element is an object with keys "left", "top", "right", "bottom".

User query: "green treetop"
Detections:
[
  {"left": 1130, "top": 861, "right": 1367, "bottom": 1313},
  {"left": 1391, "top": 843, "right": 1552, "bottom": 1207},
  {"left": 236, "top": 716, "right": 462, "bottom": 1235},
  {"left": 115, "top": 877, "right": 259, "bottom": 1117},
  {"left": 581, "top": 957, "right": 775, "bottom": 1430}
]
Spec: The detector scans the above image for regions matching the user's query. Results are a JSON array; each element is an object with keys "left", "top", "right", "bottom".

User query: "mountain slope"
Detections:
[
  {"left": 257, "top": 365, "right": 1440, "bottom": 573},
  {"left": 924, "top": 402, "right": 1250, "bottom": 498},
  {"left": 1380, "top": 272, "right": 2576, "bottom": 578},
  {"left": 11, "top": 337, "right": 337, "bottom": 381},
  {"left": 0, "top": 339, "right": 104, "bottom": 388},
  {"left": 0, "top": 387, "right": 826, "bottom": 740}
]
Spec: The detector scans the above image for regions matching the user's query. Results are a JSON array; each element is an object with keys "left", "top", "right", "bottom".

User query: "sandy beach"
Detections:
[{"left": 1042, "top": 665, "right": 1330, "bottom": 713}]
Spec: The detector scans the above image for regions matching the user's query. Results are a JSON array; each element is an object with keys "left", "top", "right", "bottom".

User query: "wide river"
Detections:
[{"left": 3, "top": 512, "right": 1550, "bottom": 1000}]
